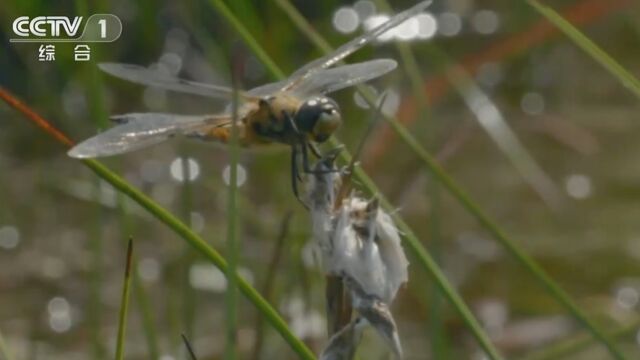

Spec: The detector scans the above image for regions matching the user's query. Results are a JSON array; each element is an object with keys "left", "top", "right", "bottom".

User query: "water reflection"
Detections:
[
  {"left": 471, "top": 10, "right": 500, "bottom": 35},
  {"left": 138, "top": 257, "right": 160, "bottom": 283},
  {"left": 140, "top": 159, "right": 165, "bottom": 183},
  {"left": 0, "top": 225, "right": 20, "bottom": 250},
  {"left": 281, "top": 297, "right": 325, "bottom": 339},
  {"left": 521, "top": 92, "right": 546, "bottom": 116},
  {"left": 614, "top": 286, "right": 639, "bottom": 310},
  {"left": 170, "top": 157, "right": 201, "bottom": 183},
  {"left": 41, "top": 257, "right": 67, "bottom": 279},
  {"left": 47, "top": 297, "right": 72, "bottom": 333},
  {"left": 189, "top": 263, "right": 254, "bottom": 292},
  {"left": 353, "top": 0, "right": 375, "bottom": 19},
  {"left": 222, "top": 164, "right": 247, "bottom": 187},
  {"left": 415, "top": 13, "right": 437, "bottom": 39},
  {"left": 190, "top": 211, "right": 206, "bottom": 233},
  {"left": 333, "top": 7, "right": 360, "bottom": 34},
  {"left": 437, "top": 12, "right": 462, "bottom": 37},
  {"left": 476, "top": 62, "right": 504, "bottom": 88},
  {"left": 564, "top": 174, "right": 592, "bottom": 200}
]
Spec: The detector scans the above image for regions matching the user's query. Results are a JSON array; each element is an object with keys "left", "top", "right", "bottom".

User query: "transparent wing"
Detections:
[
  {"left": 68, "top": 113, "right": 222, "bottom": 158},
  {"left": 289, "top": 59, "right": 397, "bottom": 98},
  {"left": 246, "top": 79, "right": 289, "bottom": 97},
  {"left": 99, "top": 63, "right": 248, "bottom": 100},
  {"left": 281, "top": 0, "right": 431, "bottom": 92}
]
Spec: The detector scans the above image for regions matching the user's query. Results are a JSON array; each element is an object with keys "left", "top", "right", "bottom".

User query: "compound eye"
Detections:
[{"left": 312, "top": 98, "right": 341, "bottom": 143}]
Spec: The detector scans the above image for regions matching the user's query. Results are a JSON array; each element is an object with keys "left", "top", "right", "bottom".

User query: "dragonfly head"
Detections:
[{"left": 296, "top": 96, "right": 341, "bottom": 143}]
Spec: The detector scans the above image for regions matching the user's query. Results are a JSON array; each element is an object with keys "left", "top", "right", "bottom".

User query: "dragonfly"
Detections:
[{"left": 68, "top": 1, "right": 432, "bottom": 199}]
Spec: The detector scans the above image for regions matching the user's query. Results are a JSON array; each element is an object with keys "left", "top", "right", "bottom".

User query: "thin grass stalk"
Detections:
[
  {"left": 115, "top": 238, "right": 134, "bottom": 360},
  {"left": 116, "top": 196, "right": 160, "bottom": 360},
  {"left": 132, "top": 273, "right": 160, "bottom": 359},
  {"left": 179, "top": 148, "right": 198, "bottom": 341},
  {"left": 88, "top": 179, "right": 106, "bottom": 360},
  {"left": 424, "top": 44, "right": 562, "bottom": 209},
  {"left": 426, "top": 180, "right": 450, "bottom": 359},
  {"left": 0, "top": 88, "right": 316, "bottom": 360},
  {"left": 252, "top": 212, "right": 293, "bottom": 360},
  {"left": 271, "top": 2, "right": 624, "bottom": 358},
  {"left": 224, "top": 54, "right": 242, "bottom": 360},
  {"left": 380, "top": 118, "right": 624, "bottom": 359},
  {"left": 0, "top": 328, "right": 13, "bottom": 360},
  {"left": 215, "top": 1, "right": 501, "bottom": 358},
  {"left": 72, "top": 1, "right": 110, "bottom": 356},
  {"left": 525, "top": 0, "right": 640, "bottom": 101},
  {"left": 208, "top": 0, "right": 285, "bottom": 80},
  {"left": 182, "top": 334, "right": 199, "bottom": 360},
  {"left": 371, "top": 2, "right": 449, "bottom": 356}
]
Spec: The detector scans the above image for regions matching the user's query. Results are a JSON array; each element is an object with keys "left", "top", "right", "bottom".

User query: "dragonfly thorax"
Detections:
[{"left": 295, "top": 96, "right": 341, "bottom": 143}]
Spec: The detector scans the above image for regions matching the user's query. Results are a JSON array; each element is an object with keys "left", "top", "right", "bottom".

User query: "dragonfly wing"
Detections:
[
  {"left": 281, "top": 1, "right": 431, "bottom": 92},
  {"left": 246, "top": 79, "right": 288, "bottom": 97},
  {"left": 99, "top": 63, "right": 242, "bottom": 99},
  {"left": 289, "top": 59, "right": 397, "bottom": 98},
  {"left": 68, "top": 113, "right": 218, "bottom": 158}
]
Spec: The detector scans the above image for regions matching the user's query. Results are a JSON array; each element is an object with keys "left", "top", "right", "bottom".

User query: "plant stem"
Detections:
[
  {"left": 216, "top": 1, "right": 502, "bottom": 358},
  {"left": 224, "top": 55, "right": 242, "bottom": 360},
  {"left": 0, "top": 87, "right": 317, "bottom": 360},
  {"left": 252, "top": 212, "right": 293, "bottom": 360},
  {"left": 273, "top": 1, "right": 625, "bottom": 358},
  {"left": 525, "top": 0, "right": 640, "bottom": 101},
  {"left": 115, "top": 238, "right": 134, "bottom": 360}
]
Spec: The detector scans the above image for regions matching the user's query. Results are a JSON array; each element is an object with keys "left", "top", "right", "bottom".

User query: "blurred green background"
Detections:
[{"left": 1, "top": 0, "right": 640, "bottom": 359}]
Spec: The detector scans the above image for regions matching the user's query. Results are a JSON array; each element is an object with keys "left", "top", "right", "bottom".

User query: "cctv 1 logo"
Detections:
[{"left": 11, "top": 14, "right": 122, "bottom": 42}]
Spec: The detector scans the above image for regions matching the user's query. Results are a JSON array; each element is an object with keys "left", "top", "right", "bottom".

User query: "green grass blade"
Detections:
[
  {"left": 207, "top": 0, "right": 285, "bottom": 80},
  {"left": 224, "top": 59, "right": 242, "bottom": 360},
  {"left": 117, "top": 195, "right": 160, "bottom": 360},
  {"left": 0, "top": 88, "right": 316, "bottom": 360},
  {"left": 424, "top": 45, "right": 562, "bottom": 209},
  {"left": 341, "top": 146, "right": 503, "bottom": 360},
  {"left": 365, "top": 2, "right": 446, "bottom": 354},
  {"left": 238, "top": 1, "right": 623, "bottom": 358},
  {"left": 178, "top": 149, "right": 198, "bottom": 341},
  {"left": 73, "top": 1, "right": 109, "bottom": 357},
  {"left": 132, "top": 275, "right": 160, "bottom": 360},
  {"left": 182, "top": 333, "right": 199, "bottom": 360},
  {"left": 252, "top": 213, "right": 292, "bottom": 360},
  {"left": 378, "top": 115, "right": 624, "bottom": 359},
  {"left": 212, "top": 1, "right": 502, "bottom": 358},
  {"left": 526, "top": 0, "right": 640, "bottom": 100},
  {"left": 115, "top": 238, "right": 134, "bottom": 360},
  {"left": 521, "top": 2, "right": 638, "bottom": 357},
  {"left": 81, "top": 159, "right": 315, "bottom": 359}
]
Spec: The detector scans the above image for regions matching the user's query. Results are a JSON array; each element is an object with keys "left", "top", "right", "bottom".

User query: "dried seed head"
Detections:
[
  {"left": 319, "top": 317, "right": 366, "bottom": 360},
  {"left": 328, "top": 197, "right": 408, "bottom": 303},
  {"left": 343, "top": 275, "right": 403, "bottom": 359},
  {"left": 307, "top": 149, "right": 410, "bottom": 359}
]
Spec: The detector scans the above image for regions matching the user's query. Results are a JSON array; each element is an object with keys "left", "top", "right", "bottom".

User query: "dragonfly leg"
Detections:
[
  {"left": 290, "top": 144, "right": 309, "bottom": 209},
  {"left": 281, "top": 109, "right": 303, "bottom": 138},
  {"left": 301, "top": 140, "right": 312, "bottom": 173},
  {"left": 302, "top": 143, "right": 343, "bottom": 175},
  {"left": 308, "top": 142, "right": 322, "bottom": 158},
  {"left": 291, "top": 145, "right": 299, "bottom": 198}
]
